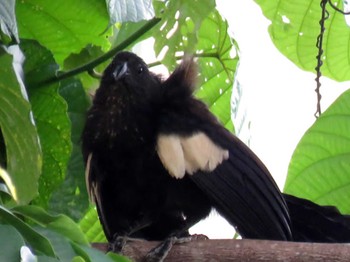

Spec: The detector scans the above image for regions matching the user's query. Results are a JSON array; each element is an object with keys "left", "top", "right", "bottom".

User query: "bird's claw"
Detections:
[
  {"left": 144, "top": 234, "right": 207, "bottom": 262},
  {"left": 108, "top": 235, "right": 127, "bottom": 253}
]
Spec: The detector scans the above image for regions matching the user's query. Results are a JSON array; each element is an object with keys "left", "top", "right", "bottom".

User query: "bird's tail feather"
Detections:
[{"left": 284, "top": 194, "right": 350, "bottom": 242}]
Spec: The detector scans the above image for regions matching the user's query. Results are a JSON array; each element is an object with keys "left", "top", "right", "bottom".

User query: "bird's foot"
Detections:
[
  {"left": 108, "top": 235, "right": 128, "bottom": 253},
  {"left": 144, "top": 234, "right": 208, "bottom": 262},
  {"left": 189, "top": 233, "right": 209, "bottom": 241},
  {"left": 144, "top": 236, "right": 179, "bottom": 262},
  {"left": 109, "top": 235, "right": 145, "bottom": 253}
]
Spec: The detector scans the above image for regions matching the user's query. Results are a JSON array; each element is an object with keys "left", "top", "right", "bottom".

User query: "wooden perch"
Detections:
[{"left": 92, "top": 239, "right": 350, "bottom": 261}]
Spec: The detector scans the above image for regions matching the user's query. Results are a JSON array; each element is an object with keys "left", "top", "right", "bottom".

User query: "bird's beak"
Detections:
[{"left": 113, "top": 62, "right": 128, "bottom": 80}]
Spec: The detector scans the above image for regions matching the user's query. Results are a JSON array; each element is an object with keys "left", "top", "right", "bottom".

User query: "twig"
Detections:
[{"left": 39, "top": 18, "right": 161, "bottom": 87}]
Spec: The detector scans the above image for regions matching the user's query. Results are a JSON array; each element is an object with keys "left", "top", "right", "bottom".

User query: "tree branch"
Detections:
[
  {"left": 39, "top": 18, "right": 161, "bottom": 87},
  {"left": 92, "top": 239, "right": 350, "bottom": 261}
]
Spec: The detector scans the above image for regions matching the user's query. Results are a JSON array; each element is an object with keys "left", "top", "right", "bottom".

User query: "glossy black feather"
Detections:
[{"left": 284, "top": 194, "right": 350, "bottom": 242}]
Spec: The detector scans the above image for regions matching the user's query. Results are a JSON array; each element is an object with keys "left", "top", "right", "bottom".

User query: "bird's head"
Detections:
[{"left": 100, "top": 51, "right": 161, "bottom": 104}]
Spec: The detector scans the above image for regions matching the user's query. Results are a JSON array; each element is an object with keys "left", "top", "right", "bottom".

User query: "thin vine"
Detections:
[
  {"left": 315, "top": 0, "right": 350, "bottom": 118},
  {"left": 314, "top": 0, "right": 329, "bottom": 118}
]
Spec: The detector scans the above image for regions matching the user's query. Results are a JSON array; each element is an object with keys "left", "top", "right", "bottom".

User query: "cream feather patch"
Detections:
[
  {"left": 85, "top": 153, "right": 96, "bottom": 203},
  {"left": 157, "top": 133, "right": 229, "bottom": 179}
]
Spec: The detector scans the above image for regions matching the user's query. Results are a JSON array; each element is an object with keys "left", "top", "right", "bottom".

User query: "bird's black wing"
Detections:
[
  {"left": 84, "top": 152, "right": 114, "bottom": 242},
  {"left": 157, "top": 112, "right": 292, "bottom": 240},
  {"left": 156, "top": 57, "right": 292, "bottom": 241},
  {"left": 192, "top": 126, "right": 292, "bottom": 240}
]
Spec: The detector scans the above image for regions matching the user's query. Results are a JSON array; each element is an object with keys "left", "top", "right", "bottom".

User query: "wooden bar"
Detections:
[{"left": 92, "top": 239, "right": 350, "bottom": 261}]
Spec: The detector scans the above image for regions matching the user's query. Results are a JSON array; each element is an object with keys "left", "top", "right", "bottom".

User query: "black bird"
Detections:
[{"left": 82, "top": 51, "right": 350, "bottom": 260}]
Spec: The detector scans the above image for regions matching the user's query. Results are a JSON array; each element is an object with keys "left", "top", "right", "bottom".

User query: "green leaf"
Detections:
[
  {"left": 63, "top": 46, "right": 105, "bottom": 91},
  {"left": 79, "top": 207, "right": 106, "bottom": 243},
  {"left": 0, "top": 129, "right": 6, "bottom": 168},
  {"left": 12, "top": 205, "right": 88, "bottom": 245},
  {"left": 0, "top": 0, "right": 19, "bottom": 43},
  {"left": 106, "top": 0, "right": 154, "bottom": 24},
  {"left": 195, "top": 10, "right": 239, "bottom": 131},
  {"left": 0, "top": 205, "right": 55, "bottom": 257},
  {"left": 49, "top": 79, "right": 91, "bottom": 221},
  {"left": 106, "top": 252, "right": 132, "bottom": 262},
  {"left": 49, "top": 147, "right": 88, "bottom": 221},
  {"left": 72, "top": 243, "right": 131, "bottom": 262},
  {"left": 35, "top": 227, "right": 77, "bottom": 261},
  {"left": 112, "top": 20, "right": 155, "bottom": 50},
  {"left": 0, "top": 224, "right": 25, "bottom": 262},
  {"left": 255, "top": 0, "right": 350, "bottom": 81},
  {"left": 29, "top": 87, "right": 71, "bottom": 207},
  {"left": 16, "top": 0, "right": 111, "bottom": 66},
  {"left": 0, "top": 47, "right": 42, "bottom": 204},
  {"left": 63, "top": 19, "right": 160, "bottom": 92},
  {"left": 71, "top": 257, "right": 86, "bottom": 262},
  {"left": 284, "top": 89, "right": 350, "bottom": 214},
  {"left": 21, "top": 40, "right": 72, "bottom": 208},
  {"left": 153, "top": 0, "right": 216, "bottom": 68},
  {"left": 36, "top": 255, "right": 60, "bottom": 262}
]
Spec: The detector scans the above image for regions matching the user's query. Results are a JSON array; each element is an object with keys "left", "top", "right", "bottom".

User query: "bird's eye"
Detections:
[{"left": 137, "top": 66, "right": 144, "bottom": 74}]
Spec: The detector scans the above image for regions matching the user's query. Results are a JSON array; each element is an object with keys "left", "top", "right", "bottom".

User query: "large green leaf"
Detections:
[
  {"left": 152, "top": 6, "right": 238, "bottom": 130},
  {"left": 12, "top": 205, "right": 88, "bottom": 245},
  {"left": 50, "top": 79, "right": 90, "bottom": 221},
  {"left": 35, "top": 228, "right": 76, "bottom": 262},
  {"left": 72, "top": 243, "right": 130, "bottom": 262},
  {"left": 79, "top": 207, "right": 106, "bottom": 243},
  {"left": 0, "top": 224, "right": 25, "bottom": 262},
  {"left": 6, "top": 204, "right": 124, "bottom": 261},
  {"left": 111, "top": 20, "right": 157, "bottom": 50},
  {"left": 153, "top": 0, "right": 216, "bottom": 69},
  {"left": 106, "top": 0, "right": 154, "bottom": 24},
  {"left": 16, "top": 0, "right": 111, "bottom": 66},
  {"left": 0, "top": 47, "right": 42, "bottom": 204},
  {"left": 0, "top": 205, "right": 55, "bottom": 257},
  {"left": 63, "top": 46, "right": 106, "bottom": 91},
  {"left": 284, "top": 89, "right": 350, "bottom": 214},
  {"left": 21, "top": 40, "right": 72, "bottom": 208},
  {"left": 0, "top": 129, "right": 6, "bottom": 169},
  {"left": 62, "top": 18, "right": 161, "bottom": 91},
  {"left": 195, "top": 10, "right": 239, "bottom": 131},
  {"left": 255, "top": 0, "right": 350, "bottom": 81}
]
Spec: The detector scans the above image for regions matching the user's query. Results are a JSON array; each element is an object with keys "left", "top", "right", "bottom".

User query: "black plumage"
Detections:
[
  {"left": 82, "top": 51, "right": 350, "bottom": 260},
  {"left": 284, "top": 194, "right": 350, "bottom": 243}
]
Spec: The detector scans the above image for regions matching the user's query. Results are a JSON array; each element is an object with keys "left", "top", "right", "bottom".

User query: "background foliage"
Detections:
[
  {"left": 0, "top": 0, "right": 349, "bottom": 260},
  {"left": 254, "top": 0, "right": 350, "bottom": 213}
]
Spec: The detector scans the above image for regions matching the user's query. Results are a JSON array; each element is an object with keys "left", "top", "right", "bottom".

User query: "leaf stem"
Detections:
[{"left": 39, "top": 18, "right": 161, "bottom": 86}]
